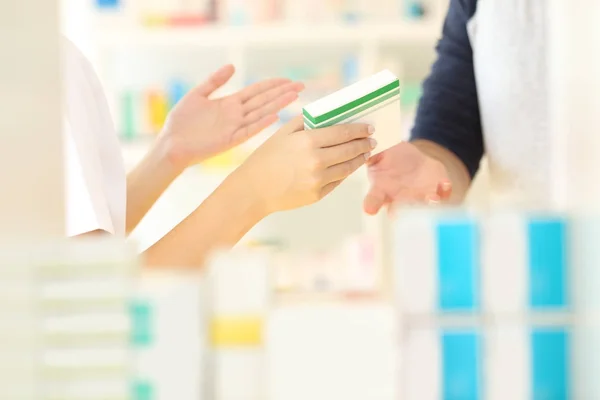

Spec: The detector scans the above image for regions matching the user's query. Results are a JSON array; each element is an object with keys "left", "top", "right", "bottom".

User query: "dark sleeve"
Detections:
[{"left": 409, "top": 0, "right": 483, "bottom": 178}]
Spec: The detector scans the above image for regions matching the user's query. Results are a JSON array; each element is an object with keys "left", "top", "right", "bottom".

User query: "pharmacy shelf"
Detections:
[{"left": 94, "top": 22, "right": 442, "bottom": 49}]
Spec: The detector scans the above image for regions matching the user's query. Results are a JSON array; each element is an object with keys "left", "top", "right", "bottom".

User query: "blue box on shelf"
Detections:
[{"left": 96, "top": 0, "right": 120, "bottom": 9}]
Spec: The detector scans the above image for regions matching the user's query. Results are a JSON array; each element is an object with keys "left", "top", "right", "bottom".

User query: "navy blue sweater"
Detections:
[{"left": 410, "top": 0, "right": 483, "bottom": 178}]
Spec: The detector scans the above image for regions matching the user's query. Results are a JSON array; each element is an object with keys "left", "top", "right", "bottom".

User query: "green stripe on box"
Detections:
[
  {"left": 130, "top": 301, "right": 153, "bottom": 347},
  {"left": 304, "top": 118, "right": 316, "bottom": 129},
  {"left": 304, "top": 88, "right": 400, "bottom": 129},
  {"left": 303, "top": 79, "right": 400, "bottom": 124}
]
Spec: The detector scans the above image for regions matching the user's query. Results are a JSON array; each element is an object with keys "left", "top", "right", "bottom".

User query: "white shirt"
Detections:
[
  {"left": 62, "top": 38, "right": 126, "bottom": 236},
  {"left": 468, "top": 0, "right": 549, "bottom": 208}
]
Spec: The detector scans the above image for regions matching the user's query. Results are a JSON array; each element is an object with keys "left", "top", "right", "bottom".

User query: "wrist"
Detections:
[
  {"left": 150, "top": 134, "right": 187, "bottom": 181},
  {"left": 224, "top": 166, "right": 271, "bottom": 221},
  {"left": 137, "top": 137, "right": 184, "bottom": 188}
]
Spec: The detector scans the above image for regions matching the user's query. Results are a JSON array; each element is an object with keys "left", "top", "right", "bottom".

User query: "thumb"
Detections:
[
  {"left": 366, "top": 152, "right": 384, "bottom": 166},
  {"left": 363, "top": 186, "right": 387, "bottom": 215},
  {"left": 194, "top": 64, "right": 235, "bottom": 97}
]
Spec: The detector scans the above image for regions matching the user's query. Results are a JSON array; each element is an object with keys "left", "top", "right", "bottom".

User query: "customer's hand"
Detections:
[
  {"left": 236, "top": 117, "right": 377, "bottom": 214},
  {"left": 364, "top": 142, "right": 452, "bottom": 215},
  {"left": 159, "top": 64, "right": 304, "bottom": 170}
]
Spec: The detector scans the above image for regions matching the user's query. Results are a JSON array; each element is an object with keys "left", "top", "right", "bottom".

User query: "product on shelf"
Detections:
[
  {"left": 96, "top": 0, "right": 121, "bottom": 9},
  {"left": 0, "top": 239, "right": 139, "bottom": 399},
  {"left": 302, "top": 69, "right": 401, "bottom": 154},
  {"left": 147, "top": 90, "right": 169, "bottom": 133},
  {"left": 0, "top": 239, "right": 210, "bottom": 399},
  {"left": 102, "top": 0, "right": 433, "bottom": 27},
  {"left": 134, "top": 273, "right": 205, "bottom": 399},
  {"left": 392, "top": 209, "right": 576, "bottom": 399},
  {"left": 140, "top": 0, "right": 215, "bottom": 27},
  {"left": 404, "top": 0, "right": 426, "bottom": 19},
  {"left": 268, "top": 235, "right": 380, "bottom": 296},
  {"left": 206, "top": 250, "right": 271, "bottom": 400},
  {"left": 267, "top": 303, "right": 399, "bottom": 400},
  {"left": 217, "top": 0, "right": 280, "bottom": 25},
  {"left": 119, "top": 80, "right": 192, "bottom": 140}
]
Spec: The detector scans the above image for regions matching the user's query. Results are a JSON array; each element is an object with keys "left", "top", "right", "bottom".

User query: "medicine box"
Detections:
[
  {"left": 402, "top": 326, "right": 571, "bottom": 400},
  {"left": 267, "top": 304, "right": 399, "bottom": 400},
  {"left": 392, "top": 210, "right": 569, "bottom": 315},
  {"left": 302, "top": 70, "right": 401, "bottom": 154},
  {"left": 206, "top": 250, "right": 271, "bottom": 400}
]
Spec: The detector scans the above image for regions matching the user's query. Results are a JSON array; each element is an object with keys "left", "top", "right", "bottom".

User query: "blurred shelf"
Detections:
[{"left": 95, "top": 22, "right": 442, "bottom": 49}]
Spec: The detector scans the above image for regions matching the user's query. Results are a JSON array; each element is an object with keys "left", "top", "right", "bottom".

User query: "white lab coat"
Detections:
[{"left": 62, "top": 38, "right": 126, "bottom": 237}]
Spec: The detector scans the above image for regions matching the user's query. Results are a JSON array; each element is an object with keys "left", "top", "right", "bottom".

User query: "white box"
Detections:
[
  {"left": 212, "top": 350, "right": 265, "bottom": 400},
  {"left": 482, "top": 213, "right": 528, "bottom": 315},
  {"left": 485, "top": 325, "right": 529, "bottom": 400},
  {"left": 266, "top": 304, "right": 398, "bottom": 400},
  {"left": 402, "top": 328, "right": 440, "bottom": 400},
  {"left": 134, "top": 273, "right": 205, "bottom": 400},
  {"left": 303, "top": 70, "right": 402, "bottom": 154},
  {"left": 392, "top": 209, "right": 437, "bottom": 315}
]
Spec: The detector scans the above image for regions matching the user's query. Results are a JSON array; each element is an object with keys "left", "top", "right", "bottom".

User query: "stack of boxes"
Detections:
[
  {"left": 393, "top": 209, "right": 572, "bottom": 399},
  {"left": 0, "top": 239, "right": 209, "bottom": 400},
  {"left": 0, "top": 239, "right": 139, "bottom": 400}
]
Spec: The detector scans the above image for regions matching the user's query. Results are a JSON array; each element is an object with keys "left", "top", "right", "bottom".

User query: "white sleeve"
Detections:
[
  {"left": 64, "top": 119, "right": 115, "bottom": 237},
  {"left": 62, "top": 36, "right": 127, "bottom": 237}
]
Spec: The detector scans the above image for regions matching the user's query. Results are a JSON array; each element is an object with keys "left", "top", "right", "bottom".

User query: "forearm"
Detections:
[
  {"left": 142, "top": 169, "right": 267, "bottom": 268},
  {"left": 412, "top": 139, "right": 472, "bottom": 203},
  {"left": 126, "top": 138, "right": 182, "bottom": 234}
]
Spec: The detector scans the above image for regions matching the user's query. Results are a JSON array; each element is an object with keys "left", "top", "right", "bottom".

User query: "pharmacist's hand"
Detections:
[
  {"left": 364, "top": 142, "right": 451, "bottom": 215},
  {"left": 238, "top": 117, "right": 376, "bottom": 214},
  {"left": 160, "top": 64, "right": 304, "bottom": 170}
]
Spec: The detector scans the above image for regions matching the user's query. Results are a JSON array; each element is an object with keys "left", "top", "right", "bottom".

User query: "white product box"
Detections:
[
  {"left": 134, "top": 273, "right": 205, "bottom": 400},
  {"left": 393, "top": 208, "right": 481, "bottom": 315},
  {"left": 482, "top": 213, "right": 528, "bottom": 315},
  {"left": 303, "top": 69, "right": 402, "bottom": 154},
  {"left": 402, "top": 327, "right": 440, "bottom": 400},
  {"left": 485, "top": 326, "right": 529, "bottom": 400},
  {"left": 266, "top": 304, "right": 398, "bottom": 400},
  {"left": 392, "top": 209, "right": 438, "bottom": 315},
  {"left": 402, "top": 328, "right": 483, "bottom": 400},
  {"left": 212, "top": 349, "right": 265, "bottom": 400}
]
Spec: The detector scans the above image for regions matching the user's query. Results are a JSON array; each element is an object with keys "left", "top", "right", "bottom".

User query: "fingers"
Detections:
[
  {"left": 437, "top": 180, "right": 452, "bottom": 201},
  {"left": 309, "top": 123, "right": 374, "bottom": 147},
  {"left": 364, "top": 187, "right": 387, "bottom": 215},
  {"left": 243, "top": 82, "right": 304, "bottom": 115},
  {"left": 195, "top": 64, "right": 235, "bottom": 97},
  {"left": 322, "top": 153, "right": 368, "bottom": 184},
  {"left": 231, "top": 114, "right": 279, "bottom": 146},
  {"left": 238, "top": 78, "right": 293, "bottom": 102},
  {"left": 244, "top": 91, "right": 299, "bottom": 126},
  {"left": 425, "top": 193, "right": 441, "bottom": 205},
  {"left": 320, "top": 137, "right": 376, "bottom": 166}
]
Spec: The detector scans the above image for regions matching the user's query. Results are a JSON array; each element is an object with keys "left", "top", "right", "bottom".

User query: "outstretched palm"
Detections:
[
  {"left": 161, "top": 64, "right": 304, "bottom": 169},
  {"left": 364, "top": 142, "right": 451, "bottom": 214}
]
